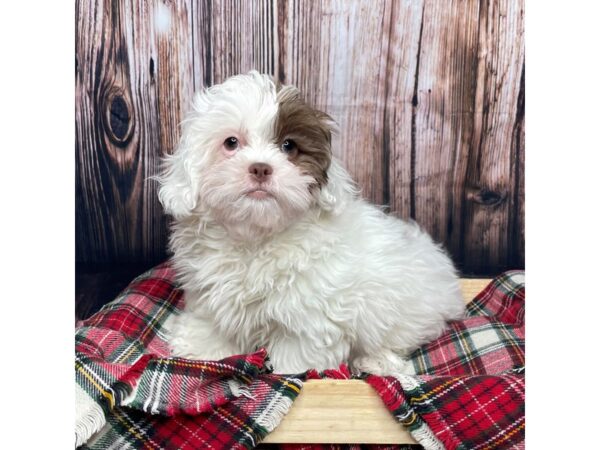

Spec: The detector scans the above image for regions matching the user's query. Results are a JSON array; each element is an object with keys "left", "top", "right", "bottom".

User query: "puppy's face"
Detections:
[{"left": 159, "top": 72, "right": 334, "bottom": 240}]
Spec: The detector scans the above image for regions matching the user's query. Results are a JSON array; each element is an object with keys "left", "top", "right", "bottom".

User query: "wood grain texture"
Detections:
[
  {"left": 76, "top": 0, "right": 525, "bottom": 276},
  {"left": 460, "top": 0, "right": 525, "bottom": 274},
  {"left": 262, "top": 379, "right": 416, "bottom": 444},
  {"left": 76, "top": 0, "right": 195, "bottom": 264},
  {"left": 409, "top": 0, "right": 481, "bottom": 266},
  {"left": 384, "top": 0, "right": 425, "bottom": 215}
]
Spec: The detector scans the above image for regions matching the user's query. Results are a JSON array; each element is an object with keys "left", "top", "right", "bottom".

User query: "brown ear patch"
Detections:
[{"left": 274, "top": 86, "right": 333, "bottom": 188}]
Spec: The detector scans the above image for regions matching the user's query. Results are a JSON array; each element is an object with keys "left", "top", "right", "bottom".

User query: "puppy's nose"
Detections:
[{"left": 248, "top": 162, "right": 273, "bottom": 181}]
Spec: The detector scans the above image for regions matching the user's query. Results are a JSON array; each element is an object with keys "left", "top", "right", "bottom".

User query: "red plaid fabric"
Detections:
[
  {"left": 86, "top": 374, "right": 301, "bottom": 449},
  {"left": 76, "top": 264, "right": 524, "bottom": 450},
  {"left": 76, "top": 263, "right": 302, "bottom": 449},
  {"left": 407, "top": 272, "right": 525, "bottom": 377}
]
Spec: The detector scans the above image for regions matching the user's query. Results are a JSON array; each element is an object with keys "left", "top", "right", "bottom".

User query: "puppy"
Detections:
[{"left": 159, "top": 71, "right": 465, "bottom": 375}]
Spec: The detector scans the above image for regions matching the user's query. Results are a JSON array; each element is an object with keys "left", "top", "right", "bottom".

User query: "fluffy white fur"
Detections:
[{"left": 159, "top": 72, "right": 465, "bottom": 375}]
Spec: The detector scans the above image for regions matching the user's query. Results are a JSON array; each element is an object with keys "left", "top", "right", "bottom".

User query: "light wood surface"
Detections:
[
  {"left": 460, "top": 278, "right": 492, "bottom": 304},
  {"left": 263, "top": 379, "right": 415, "bottom": 444},
  {"left": 76, "top": 1, "right": 524, "bottom": 275},
  {"left": 264, "top": 278, "right": 490, "bottom": 444}
]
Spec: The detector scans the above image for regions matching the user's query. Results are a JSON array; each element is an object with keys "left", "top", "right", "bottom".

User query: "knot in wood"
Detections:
[
  {"left": 468, "top": 187, "right": 506, "bottom": 206},
  {"left": 103, "top": 88, "right": 134, "bottom": 147}
]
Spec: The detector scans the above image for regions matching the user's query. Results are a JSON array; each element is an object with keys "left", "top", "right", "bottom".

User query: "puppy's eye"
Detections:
[
  {"left": 224, "top": 137, "right": 239, "bottom": 150},
  {"left": 281, "top": 139, "right": 297, "bottom": 153}
]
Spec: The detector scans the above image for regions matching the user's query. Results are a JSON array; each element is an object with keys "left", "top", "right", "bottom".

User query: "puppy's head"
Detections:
[{"left": 159, "top": 71, "right": 345, "bottom": 240}]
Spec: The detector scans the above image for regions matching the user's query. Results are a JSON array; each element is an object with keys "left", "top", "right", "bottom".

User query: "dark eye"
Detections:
[
  {"left": 224, "top": 136, "right": 238, "bottom": 150},
  {"left": 281, "top": 139, "right": 297, "bottom": 153}
]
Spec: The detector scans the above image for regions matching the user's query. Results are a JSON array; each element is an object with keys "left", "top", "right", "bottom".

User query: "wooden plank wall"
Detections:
[{"left": 76, "top": 0, "right": 525, "bottom": 276}]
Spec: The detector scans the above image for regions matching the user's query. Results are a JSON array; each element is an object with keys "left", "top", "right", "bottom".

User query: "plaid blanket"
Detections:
[{"left": 75, "top": 264, "right": 524, "bottom": 449}]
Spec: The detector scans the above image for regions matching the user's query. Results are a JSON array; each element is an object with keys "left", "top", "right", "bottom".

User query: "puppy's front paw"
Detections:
[
  {"left": 169, "top": 313, "right": 239, "bottom": 361},
  {"left": 170, "top": 335, "right": 237, "bottom": 361},
  {"left": 352, "top": 351, "right": 410, "bottom": 376}
]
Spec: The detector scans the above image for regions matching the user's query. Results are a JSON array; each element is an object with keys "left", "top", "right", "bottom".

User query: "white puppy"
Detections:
[{"left": 159, "top": 71, "right": 465, "bottom": 375}]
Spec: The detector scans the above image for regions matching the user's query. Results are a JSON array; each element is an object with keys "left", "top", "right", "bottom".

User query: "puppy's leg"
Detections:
[
  {"left": 268, "top": 334, "right": 351, "bottom": 374},
  {"left": 169, "top": 312, "right": 240, "bottom": 360},
  {"left": 351, "top": 349, "right": 411, "bottom": 376}
]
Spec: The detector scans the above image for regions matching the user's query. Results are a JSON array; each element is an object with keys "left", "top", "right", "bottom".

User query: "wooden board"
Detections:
[
  {"left": 460, "top": 277, "right": 493, "bottom": 303},
  {"left": 263, "top": 278, "right": 491, "bottom": 444},
  {"left": 75, "top": 0, "right": 195, "bottom": 264},
  {"left": 262, "top": 379, "right": 415, "bottom": 444},
  {"left": 76, "top": 0, "right": 524, "bottom": 276}
]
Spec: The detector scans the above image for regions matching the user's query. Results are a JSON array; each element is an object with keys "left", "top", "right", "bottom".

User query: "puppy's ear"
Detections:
[
  {"left": 317, "top": 158, "right": 358, "bottom": 215},
  {"left": 157, "top": 139, "right": 199, "bottom": 219},
  {"left": 158, "top": 91, "right": 215, "bottom": 218}
]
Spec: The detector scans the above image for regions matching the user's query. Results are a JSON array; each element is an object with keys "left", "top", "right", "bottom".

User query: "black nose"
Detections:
[{"left": 248, "top": 163, "right": 273, "bottom": 181}]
